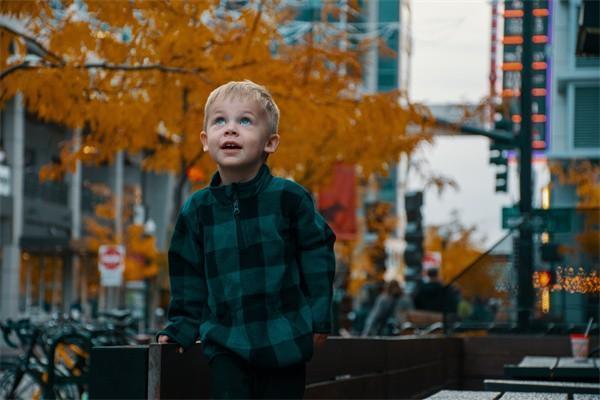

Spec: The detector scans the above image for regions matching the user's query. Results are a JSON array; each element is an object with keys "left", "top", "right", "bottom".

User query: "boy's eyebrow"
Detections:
[{"left": 209, "top": 108, "right": 257, "bottom": 115}]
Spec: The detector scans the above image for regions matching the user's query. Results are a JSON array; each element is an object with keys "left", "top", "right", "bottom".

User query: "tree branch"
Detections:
[
  {"left": 243, "top": 0, "right": 265, "bottom": 61},
  {"left": 302, "top": 27, "right": 315, "bottom": 85},
  {"left": 0, "top": 24, "right": 64, "bottom": 65},
  {"left": 1, "top": 60, "right": 256, "bottom": 81},
  {"left": 1, "top": 20, "right": 254, "bottom": 82}
]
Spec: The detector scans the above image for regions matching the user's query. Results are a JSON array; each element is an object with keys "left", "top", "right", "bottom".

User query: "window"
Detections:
[{"left": 573, "top": 86, "right": 600, "bottom": 149}]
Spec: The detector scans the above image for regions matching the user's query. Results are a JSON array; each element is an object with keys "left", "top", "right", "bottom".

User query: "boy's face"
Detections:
[{"left": 201, "top": 96, "right": 279, "bottom": 180}]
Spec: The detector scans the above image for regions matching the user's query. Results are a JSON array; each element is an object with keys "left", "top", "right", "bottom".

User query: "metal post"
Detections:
[
  {"left": 489, "top": 0, "right": 499, "bottom": 123},
  {"left": 1, "top": 94, "right": 24, "bottom": 319},
  {"left": 365, "top": 0, "right": 378, "bottom": 92},
  {"left": 70, "top": 128, "right": 82, "bottom": 313},
  {"left": 115, "top": 150, "right": 124, "bottom": 243},
  {"left": 517, "top": 0, "right": 534, "bottom": 331},
  {"left": 339, "top": 0, "right": 348, "bottom": 76},
  {"left": 112, "top": 150, "right": 124, "bottom": 310}
]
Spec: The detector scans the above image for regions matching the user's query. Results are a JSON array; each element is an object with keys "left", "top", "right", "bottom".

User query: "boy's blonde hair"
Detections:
[{"left": 203, "top": 80, "right": 280, "bottom": 135}]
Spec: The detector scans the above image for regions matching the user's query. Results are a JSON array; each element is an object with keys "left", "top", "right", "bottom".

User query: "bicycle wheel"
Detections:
[
  {"left": 52, "top": 382, "right": 81, "bottom": 400},
  {"left": 0, "top": 367, "right": 43, "bottom": 400}
]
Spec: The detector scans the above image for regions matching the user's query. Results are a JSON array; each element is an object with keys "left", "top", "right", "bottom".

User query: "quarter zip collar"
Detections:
[{"left": 209, "top": 164, "right": 272, "bottom": 204}]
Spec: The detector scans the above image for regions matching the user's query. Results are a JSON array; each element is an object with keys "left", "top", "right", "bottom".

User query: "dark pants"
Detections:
[{"left": 209, "top": 352, "right": 306, "bottom": 399}]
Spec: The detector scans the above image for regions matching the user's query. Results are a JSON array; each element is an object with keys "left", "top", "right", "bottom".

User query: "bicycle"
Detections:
[
  {"left": 0, "top": 319, "right": 86, "bottom": 399},
  {"left": 0, "top": 310, "right": 151, "bottom": 399}
]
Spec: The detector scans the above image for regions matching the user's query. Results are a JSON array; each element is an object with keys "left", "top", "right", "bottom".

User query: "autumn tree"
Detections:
[
  {"left": 1, "top": 0, "right": 430, "bottom": 228},
  {"left": 550, "top": 160, "right": 600, "bottom": 262},
  {"left": 84, "top": 182, "right": 161, "bottom": 281},
  {"left": 424, "top": 213, "right": 503, "bottom": 300}
]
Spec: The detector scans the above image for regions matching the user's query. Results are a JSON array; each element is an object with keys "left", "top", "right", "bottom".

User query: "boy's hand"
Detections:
[
  {"left": 157, "top": 335, "right": 171, "bottom": 344},
  {"left": 157, "top": 335, "right": 184, "bottom": 354},
  {"left": 313, "top": 333, "right": 328, "bottom": 348}
]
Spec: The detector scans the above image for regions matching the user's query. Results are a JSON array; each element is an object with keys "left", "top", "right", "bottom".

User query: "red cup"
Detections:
[{"left": 570, "top": 333, "right": 589, "bottom": 361}]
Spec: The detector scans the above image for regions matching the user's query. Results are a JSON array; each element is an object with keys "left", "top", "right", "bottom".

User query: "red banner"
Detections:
[{"left": 318, "top": 164, "right": 357, "bottom": 241}]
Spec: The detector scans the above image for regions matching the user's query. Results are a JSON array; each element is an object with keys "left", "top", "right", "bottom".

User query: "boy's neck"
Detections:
[{"left": 218, "top": 163, "right": 263, "bottom": 186}]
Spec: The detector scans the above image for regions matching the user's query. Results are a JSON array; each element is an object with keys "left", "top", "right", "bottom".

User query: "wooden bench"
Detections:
[
  {"left": 426, "top": 390, "right": 571, "bottom": 399},
  {"left": 504, "top": 356, "right": 599, "bottom": 382},
  {"left": 484, "top": 379, "right": 600, "bottom": 395}
]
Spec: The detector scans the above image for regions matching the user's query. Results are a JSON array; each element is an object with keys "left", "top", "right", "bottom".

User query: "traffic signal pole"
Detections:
[
  {"left": 432, "top": 1, "right": 534, "bottom": 330},
  {"left": 517, "top": 0, "right": 534, "bottom": 331},
  {"left": 433, "top": 118, "right": 515, "bottom": 145}
]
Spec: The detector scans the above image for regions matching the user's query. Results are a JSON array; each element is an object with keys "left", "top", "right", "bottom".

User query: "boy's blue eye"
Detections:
[
  {"left": 214, "top": 117, "right": 225, "bottom": 126},
  {"left": 240, "top": 117, "right": 252, "bottom": 126}
]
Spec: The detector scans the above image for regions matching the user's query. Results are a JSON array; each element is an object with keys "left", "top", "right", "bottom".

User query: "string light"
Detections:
[
  {"left": 533, "top": 267, "right": 600, "bottom": 293},
  {"left": 552, "top": 266, "right": 600, "bottom": 294}
]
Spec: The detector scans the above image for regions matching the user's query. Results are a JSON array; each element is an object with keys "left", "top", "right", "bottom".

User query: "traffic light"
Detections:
[
  {"left": 537, "top": 270, "right": 553, "bottom": 288},
  {"left": 490, "top": 143, "right": 509, "bottom": 193},
  {"left": 490, "top": 118, "right": 512, "bottom": 193},
  {"left": 495, "top": 167, "right": 508, "bottom": 193},
  {"left": 404, "top": 191, "right": 423, "bottom": 281},
  {"left": 536, "top": 269, "right": 554, "bottom": 314},
  {"left": 540, "top": 242, "right": 563, "bottom": 263}
]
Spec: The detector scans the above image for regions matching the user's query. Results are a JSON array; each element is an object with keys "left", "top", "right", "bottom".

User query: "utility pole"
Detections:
[{"left": 517, "top": 0, "right": 534, "bottom": 331}]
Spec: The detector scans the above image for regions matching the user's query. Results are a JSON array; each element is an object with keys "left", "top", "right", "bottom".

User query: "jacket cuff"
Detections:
[{"left": 156, "top": 323, "right": 198, "bottom": 348}]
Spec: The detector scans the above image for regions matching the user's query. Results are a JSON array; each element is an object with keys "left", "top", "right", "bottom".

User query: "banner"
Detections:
[{"left": 318, "top": 164, "right": 357, "bottom": 241}]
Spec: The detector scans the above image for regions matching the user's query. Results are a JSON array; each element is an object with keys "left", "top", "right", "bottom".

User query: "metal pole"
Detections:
[
  {"left": 365, "top": 0, "right": 378, "bottom": 92},
  {"left": 70, "top": 128, "right": 82, "bottom": 313},
  {"left": 0, "top": 93, "right": 24, "bottom": 319},
  {"left": 489, "top": 0, "right": 499, "bottom": 123},
  {"left": 517, "top": 0, "right": 534, "bottom": 331},
  {"left": 115, "top": 150, "right": 124, "bottom": 243},
  {"left": 114, "top": 150, "right": 124, "bottom": 310},
  {"left": 339, "top": 0, "right": 347, "bottom": 77}
]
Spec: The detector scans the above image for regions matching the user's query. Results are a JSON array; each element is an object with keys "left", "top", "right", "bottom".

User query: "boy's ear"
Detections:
[
  {"left": 200, "top": 131, "right": 209, "bottom": 152},
  {"left": 264, "top": 133, "right": 280, "bottom": 154}
]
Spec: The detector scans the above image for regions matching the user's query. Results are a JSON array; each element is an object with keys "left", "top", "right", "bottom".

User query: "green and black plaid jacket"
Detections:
[{"left": 159, "top": 165, "right": 336, "bottom": 368}]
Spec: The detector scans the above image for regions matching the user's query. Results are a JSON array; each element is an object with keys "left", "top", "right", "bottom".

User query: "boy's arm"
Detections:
[
  {"left": 293, "top": 190, "right": 336, "bottom": 334},
  {"left": 156, "top": 203, "right": 206, "bottom": 348}
]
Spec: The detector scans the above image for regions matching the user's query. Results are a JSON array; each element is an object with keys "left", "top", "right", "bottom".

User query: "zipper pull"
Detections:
[{"left": 233, "top": 200, "right": 240, "bottom": 216}]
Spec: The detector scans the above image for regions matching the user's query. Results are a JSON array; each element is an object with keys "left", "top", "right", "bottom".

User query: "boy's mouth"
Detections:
[{"left": 221, "top": 141, "right": 242, "bottom": 150}]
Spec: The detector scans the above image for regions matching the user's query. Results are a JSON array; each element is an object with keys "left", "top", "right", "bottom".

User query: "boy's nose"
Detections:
[{"left": 224, "top": 122, "right": 238, "bottom": 135}]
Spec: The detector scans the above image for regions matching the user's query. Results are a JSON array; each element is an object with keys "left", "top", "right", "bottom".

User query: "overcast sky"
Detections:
[
  {"left": 410, "top": 0, "right": 492, "bottom": 104},
  {"left": 408, "top": 0, "right": 515, "bottom": 248}
]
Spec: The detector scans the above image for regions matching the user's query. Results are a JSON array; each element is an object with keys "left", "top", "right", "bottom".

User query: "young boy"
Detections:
[{"left": 157, "top": 80, "right": 336, "bottom": 399}]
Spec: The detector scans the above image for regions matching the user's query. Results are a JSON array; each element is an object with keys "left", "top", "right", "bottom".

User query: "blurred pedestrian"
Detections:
[
  {"left": 467, "top": 296, "right": 494, "bottom": 323},
  {"left": 351, "top": 278, "right": 384, "bottom": 334},
  {"left": 414, "top": 268, "right": 446, "bottom": 313},
  {"left": 362, "top": 280, "right": 406, "bottom": 336},
  {"left": 457, "top": 295, "right": 473, "bottom": 321},
  {"left": 393, "top": 284, "right": 414, "bottom": 328}
]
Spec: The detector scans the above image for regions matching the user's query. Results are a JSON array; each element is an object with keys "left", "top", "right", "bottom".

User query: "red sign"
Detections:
[
  {"left": 99, "top": 245, "right": 125, "bottom": 270},
  {"left": 98, "top": 245, "right": 125, "bottom": 287}
]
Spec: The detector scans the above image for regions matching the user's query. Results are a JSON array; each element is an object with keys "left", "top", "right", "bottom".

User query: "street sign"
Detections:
[
  {"left": 502, "top": 207, "right": 572, "bottom": 232},
  {"left": 99, "top": 244, "right": 125, "bottom": 287},
  {"left": 502, "top": 207, "right": 522, "bottom": 229}
]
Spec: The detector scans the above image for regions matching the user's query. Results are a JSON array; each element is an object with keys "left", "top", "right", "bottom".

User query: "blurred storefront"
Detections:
[{"left": 0, "top": 97, "right": 174, "bottom": 327}]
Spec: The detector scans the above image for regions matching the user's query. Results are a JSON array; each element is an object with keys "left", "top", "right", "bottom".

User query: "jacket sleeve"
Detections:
[
  {"left": 294, "top": 190, "right": 336, "bottom": 334},
  {"left": 156, "top": 201, "right": 206, "bottom": 348}
]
